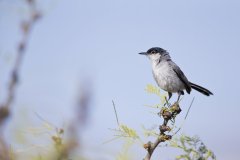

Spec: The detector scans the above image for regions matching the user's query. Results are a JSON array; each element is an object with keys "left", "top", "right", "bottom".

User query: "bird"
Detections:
[{"left": 139, "top": 47, "right": 213, "bottom": 102}]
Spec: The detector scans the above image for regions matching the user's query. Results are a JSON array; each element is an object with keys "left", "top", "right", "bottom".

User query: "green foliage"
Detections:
[
  {"left": 110, "top": 84, "right": 216, "bottom": 160},
  {"left": 145, "top": 84, "right": 167, "bottom": 105},
  {"left": 119, "top": 125, "right": 139, "bottom": 139},
  {"left": 107, "top": 123, "right": 141, "bottom": 160},
  {"left": 7, "top": 84, "right": 216, "bottom": 160},
  {"left": 108, "top": 124, "right": 140, "bottom": 141},
  {"left": 145, "top": 84, "right": 161, "bottom": 97},
  {"left": 170, "top": 135, "right": 216, "bottom": 160},
  {"left": 142, "top": 125, "right": 158, "bottom": 138},
  {"left": 116, "top": 140, "right": 135, "bottom": 160}
]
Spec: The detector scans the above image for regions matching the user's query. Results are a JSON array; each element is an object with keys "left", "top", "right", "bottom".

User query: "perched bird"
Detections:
[{"left": 139, "top": 47, "right": 213, "bottom": 101}]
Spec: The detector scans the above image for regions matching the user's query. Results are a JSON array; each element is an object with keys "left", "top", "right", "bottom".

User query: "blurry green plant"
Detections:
[
  {"left": 10, "top": 115, "right": 86, "bottom": 160},
  {"left": 145, "top": 84, "right": 167, "bottom": 106},
  {"left": 170, "top": 135, "right": 216, "bottom": 160},
  {"left": 109, "top": 84, "right": 216, "bottom": 160}
]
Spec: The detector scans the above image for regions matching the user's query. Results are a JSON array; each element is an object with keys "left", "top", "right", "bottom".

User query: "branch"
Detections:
[
  {"left": 0, "top": 0, "right": 41, "bottom": 125},
  {"left": 143, "top": 102, "right": 181, "bottom": 160},
  {"left": 0, "top": 1, "right": 41, "bottom": 159}
]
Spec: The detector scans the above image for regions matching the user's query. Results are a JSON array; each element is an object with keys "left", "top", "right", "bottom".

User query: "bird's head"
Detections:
[{"left": 139, "top": 47, "right": 168, "bottom": 62}]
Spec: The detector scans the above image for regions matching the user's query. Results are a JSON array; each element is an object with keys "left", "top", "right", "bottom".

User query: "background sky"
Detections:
[{"left": 1, "top": 0, "right": 240, "bottom": 159}]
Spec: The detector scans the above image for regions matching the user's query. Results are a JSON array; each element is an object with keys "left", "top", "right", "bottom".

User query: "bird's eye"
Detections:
[{"left": 151, "top": 50, "right": 156, "bottom": 54}]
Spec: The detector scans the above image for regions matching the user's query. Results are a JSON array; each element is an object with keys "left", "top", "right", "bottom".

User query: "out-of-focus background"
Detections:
[{"left": 1, "top": 0, "right": 240, "bottom": 159}]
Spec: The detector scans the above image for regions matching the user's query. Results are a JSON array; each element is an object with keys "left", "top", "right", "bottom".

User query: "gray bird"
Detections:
[{"left": 139, "top": 47, "right": 213, "bottom": 101}]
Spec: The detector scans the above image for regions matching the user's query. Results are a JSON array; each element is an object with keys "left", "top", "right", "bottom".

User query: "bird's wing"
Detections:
[{"left": 170, "top": 62, "right": 191, "bottom": 94}]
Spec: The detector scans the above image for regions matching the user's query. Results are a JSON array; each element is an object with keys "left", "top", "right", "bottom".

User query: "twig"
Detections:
[
  {"left": 0, "top": 0, "right": 41, "bottom": 124},
  {"left": 184, "top": 97, "right": 195, "bottom": 120},
  {"left": 0, "top": 1, "right": 41, "bottom": 159},
  {"left": 173, "top": 97, "right": 195, "bottom": 136},
  {"left": 112, "top": 100, "right": 120, "bottom": 126},
  {"left": 143, "top": 102, "right": 181, "bottom": 160}
]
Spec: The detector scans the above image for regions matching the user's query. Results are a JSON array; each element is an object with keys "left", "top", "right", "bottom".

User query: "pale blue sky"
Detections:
[{"left": 1, "top": 0, "right": 240, "bottom": 159}]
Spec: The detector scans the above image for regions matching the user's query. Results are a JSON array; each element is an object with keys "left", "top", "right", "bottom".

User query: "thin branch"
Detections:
[
  {"left": 34, "top": 112, "right": 56, "bottom": 129},
  {"left": 0, "top": 1, "right": 41, "bottom": 159},
  {"left": 184, "top": 97, "right": 195, "bottom": 120},
  {"left": 112, "top": 100, "right": 120, "bottom": 126},
  {"left": 143, "top": 102, "right": 181, "bottom": 160},
  {"left": 0, "top": 0, "right": 41, "bottom": 124},
  {"left": 173, "top": 97, "right": 195, "bottom": 136}
]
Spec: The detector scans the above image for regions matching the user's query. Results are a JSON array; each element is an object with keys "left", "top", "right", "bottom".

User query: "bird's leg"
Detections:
[
  {"left": 164, "top": 97, "right": 168, "bottom": 106},
  {"left": 164, "top": 92, "right": 172, "bottom": 106},
  {"left": 168, "top": 92, "right": 172, "bottom": 101},
  {"left": 177, "top": 94, "right": 181, "bottom": 102},
  {"left": 177, "top": 91, "right": 183, "bottom": 102}
]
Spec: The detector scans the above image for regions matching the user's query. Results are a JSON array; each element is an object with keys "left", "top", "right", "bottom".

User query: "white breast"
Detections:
[{"left": 152, "top": 61, "right": 185, "bottom": 93}]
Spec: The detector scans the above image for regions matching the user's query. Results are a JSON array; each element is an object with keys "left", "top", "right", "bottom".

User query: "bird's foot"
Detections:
[{"left": 164, "top": 96, "right": 171, "bottom": 107}]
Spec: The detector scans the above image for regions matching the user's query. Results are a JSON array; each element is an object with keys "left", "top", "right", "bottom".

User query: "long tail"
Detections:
[{"left": 189, "top": 82, "right": 213, "bottom": 96}]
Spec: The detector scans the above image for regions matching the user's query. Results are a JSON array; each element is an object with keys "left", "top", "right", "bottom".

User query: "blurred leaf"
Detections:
[
  {"left": 171, "top": 135, "right": 216, "bottom": 160},
  {"left": 145, "top": 84, "right": 161, "bottom": 96},
  {"left": 119, "top": 125, "right": 139, "bottom": 139}
]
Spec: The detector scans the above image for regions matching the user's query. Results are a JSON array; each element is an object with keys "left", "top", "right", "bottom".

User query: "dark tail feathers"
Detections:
[{"left": 189, "top": 82, "right": 213, "bottom": 96}]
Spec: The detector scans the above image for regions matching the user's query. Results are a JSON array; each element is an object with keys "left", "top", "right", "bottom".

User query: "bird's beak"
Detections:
[{"left": 139, "top": 52, "right": 147, "bottom": 55}]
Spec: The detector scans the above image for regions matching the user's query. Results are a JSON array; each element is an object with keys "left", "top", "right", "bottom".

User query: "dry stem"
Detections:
[{"left": 143, "top": 102, "right": 181, "bottom": 160}]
